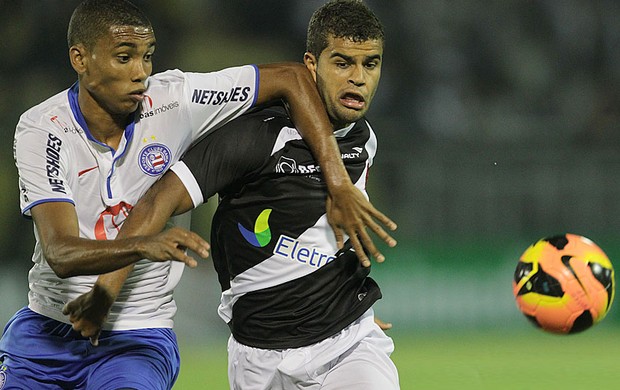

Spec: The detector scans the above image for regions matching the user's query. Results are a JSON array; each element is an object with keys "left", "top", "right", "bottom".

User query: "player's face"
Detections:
[
  {"left": 73, "top": 25, "right": 156, "bottom": 116},
  {"left": 304, "top": 36, "right": 383, "bottom": 128}
]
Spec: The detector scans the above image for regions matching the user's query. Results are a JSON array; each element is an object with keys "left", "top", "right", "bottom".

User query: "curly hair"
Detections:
[
  {"left": 306, "top": 0, "right": 384, "bottom": 56},
  {"left": 67, "top": 0, "right": 152, "bottom": 49}
]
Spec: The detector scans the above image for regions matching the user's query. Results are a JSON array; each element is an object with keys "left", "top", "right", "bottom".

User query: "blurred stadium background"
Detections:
[{"left": 2, "top": 1, "right": 620, "bottom": 388}]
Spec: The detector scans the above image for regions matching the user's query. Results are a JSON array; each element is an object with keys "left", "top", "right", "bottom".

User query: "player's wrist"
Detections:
[{"left": 91, "top": 283, "right": 116, "bottom": 309}]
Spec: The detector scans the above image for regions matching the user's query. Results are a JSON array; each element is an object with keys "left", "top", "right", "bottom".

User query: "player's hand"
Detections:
[
  {"left": 374, "top": 316, "right": 393, "bottom": 331},
  {"left": 62, "top": 284, "right": 114, "bottom": 346},
  {"left": 326, "top": 183, "right": 397, "bottom": 267},
  {"left": 140, "top": 226, "right": 210, "bottom": 267}
]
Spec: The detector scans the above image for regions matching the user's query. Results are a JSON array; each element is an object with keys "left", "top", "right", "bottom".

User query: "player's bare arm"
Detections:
[
  {"left": 63, "top": 172, "right": 193, "bottom": 343},
  {"left": 31, "top": 200, "right": 207, "bottom": 279},
  {"left": 257, "top": 63, "right": 397, "bottom": 266}
]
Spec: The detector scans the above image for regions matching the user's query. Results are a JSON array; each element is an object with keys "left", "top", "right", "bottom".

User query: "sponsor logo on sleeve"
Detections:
[
  {"left": 138, "top": 143, "right": 172, "bottom": 176},
  {"left": 45, "top": 133, "right": 65, "bottom": 193},
  {"left": 191, "top": 86, "right": 251, "bottom": 105}
]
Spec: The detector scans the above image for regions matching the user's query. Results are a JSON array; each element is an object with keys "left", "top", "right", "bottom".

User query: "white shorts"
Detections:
[{"left": 227, "top": 308, "right": 400, "bottom": 390}]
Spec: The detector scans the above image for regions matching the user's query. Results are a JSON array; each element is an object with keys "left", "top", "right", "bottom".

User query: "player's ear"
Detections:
[
  {"left": 69, "top": 44, "right": 88, "bottom": 75},
  {"left": 303, "top": 52, "right": 318, "bottom": 82}
]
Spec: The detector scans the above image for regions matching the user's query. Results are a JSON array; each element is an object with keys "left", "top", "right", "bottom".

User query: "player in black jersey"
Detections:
[{"left": 65, "top": 1, "right": 399, "bottom": 388}]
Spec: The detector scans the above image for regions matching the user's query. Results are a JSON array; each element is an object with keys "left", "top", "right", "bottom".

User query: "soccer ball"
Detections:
[{"left": 512, "top": 234, "right": 615, "bottom": 334}]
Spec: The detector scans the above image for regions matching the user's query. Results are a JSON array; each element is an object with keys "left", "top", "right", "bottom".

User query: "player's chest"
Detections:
[{"left": 72, "top": 125, "right": 186, "bottom": 204}]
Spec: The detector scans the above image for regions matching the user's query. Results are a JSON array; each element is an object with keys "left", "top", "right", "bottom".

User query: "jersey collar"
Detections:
[
  {"left": 334, "top": 122, "right": 356, "bottom": 138},
  {"left": 67, "top": 82, "right": 137, "bottom": 155}
]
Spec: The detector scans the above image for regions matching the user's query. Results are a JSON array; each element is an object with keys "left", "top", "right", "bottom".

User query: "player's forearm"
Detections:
[
  {"left": 88, "top": 173, "right": 191, "bottom": 298},
  {"left": 45, "top": 195, "right": 183, "bottom": 278},
  {"left": 291, "top": 110, "right": 351, "bottom": 193},
  {"left": 44, "top": 236, "right": 151, "bottom": 278},
  {"left": 259, "top": 63, "right": 351, "bottom": 192},
  {"left": 93, "top": 265, "right": 135, "bottom": 303}
]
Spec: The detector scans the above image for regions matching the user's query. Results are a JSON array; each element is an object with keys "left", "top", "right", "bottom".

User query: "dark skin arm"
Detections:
[
  {"left": 63, "top": 172, "right": 192, "bottom": 344},
  {"left": 32, "top": 201, "right": 208, "bottom": 279}
]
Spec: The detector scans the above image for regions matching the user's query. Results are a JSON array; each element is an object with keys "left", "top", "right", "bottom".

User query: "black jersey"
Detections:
[{"left": 174, "top": 105, "right": 382, "bottom": 349}]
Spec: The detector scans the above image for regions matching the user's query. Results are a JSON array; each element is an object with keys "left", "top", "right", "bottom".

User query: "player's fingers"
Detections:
[
  {"left": 90, "top": 331, "right": 101, "bottom": 347},
  {"left": 62, "top": 300, "right": 79, "bottom": 316},
  {"left": 63, "top": 303, "right": 82, "bottom": 321},
  {"left": 349, "top": 233, "right": 370, "bottom": 267},
  {"left": 362, "top": 216, "right": 397, "bottom": 248},
  {"left": 170, "top": 247, "right": 199, "bottom": 268},
  {"left": 368, "top": 208, "right": 398, "bottom": 232},
  {"left": 170, "top": 228, "right": 210, "bottom": 258},
  {"left": 328, "top": 220, "right": 345, "bottom": 250},
  {"left": 374, "top": 316, "right": 393, "bottom": 330},
  {"left": 182, "top": 232, "right": 210, "bottom": 258},
  {"left": 72, "top": 320, "right": 87, "bottom": 334},
  {"left": 357, "top": 227, "right": 384, "bottom": 264},
  {"left": 75, "top": 320, "right": 99, "bottom": 338},
  {"left": 81, "top": 328, "right": 96, "bottom": 340}
]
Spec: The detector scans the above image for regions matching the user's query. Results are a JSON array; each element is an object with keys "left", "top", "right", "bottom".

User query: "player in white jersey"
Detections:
[
  {"left": 0, "top": 0, "right": 397, "bottom": 389},
  {"left": 63, "top": 1, "right": 400, "bottom": 388}
]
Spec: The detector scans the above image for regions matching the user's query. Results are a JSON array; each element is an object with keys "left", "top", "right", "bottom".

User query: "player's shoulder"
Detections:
[
  {"left": 146, "top": 69, "right": 186, "bottom": 90},
  {"left": 17, "top": 88, "right": 73, "bottom": 133},
  {"left": 246, "top": 103, "right": 290, "bottom": 121},
  {"left": 229, "top": 103, "right": 291, "bottom": 129}
]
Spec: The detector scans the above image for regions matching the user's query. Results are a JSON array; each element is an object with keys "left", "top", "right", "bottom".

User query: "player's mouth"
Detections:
[
  {"left": 129, "top": 89, "right": 146, "bottom": 103},
  {"left": 340, "top": 92, "right": 365, "bottom": 110}
]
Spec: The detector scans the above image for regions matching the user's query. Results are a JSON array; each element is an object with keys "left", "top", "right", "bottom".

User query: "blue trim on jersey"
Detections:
[
  {"left": 105, "top": 126, "right": 135, "bottom": 198},
  {"left": 22, "top": 198, "right": 75, "bottom": 219},
  {"left": 68, "top": 83, "right": 117, "bottom": 153},
  {"left": 68, "top": 83, "right": 138, "bottom": 199},
  {"left": 251, "top": 64, "right": 259, "bottom": 107}
]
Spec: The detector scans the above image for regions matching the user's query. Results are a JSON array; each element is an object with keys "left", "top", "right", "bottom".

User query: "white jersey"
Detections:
[{"left": 13, "top": 65, "right": 258, "bottom": 330}]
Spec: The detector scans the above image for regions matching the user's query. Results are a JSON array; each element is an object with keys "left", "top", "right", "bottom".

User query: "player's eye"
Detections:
[{"left": 117, "top": 54, "right": 130, "bottom": 63}]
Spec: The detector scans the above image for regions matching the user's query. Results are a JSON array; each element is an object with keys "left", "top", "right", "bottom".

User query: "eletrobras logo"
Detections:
[
  {"left": 238, "top": 209, "right": 272, "bottom": 247},
  {"left": 238, "top": 209, "right": 336, "bottom": 268}
]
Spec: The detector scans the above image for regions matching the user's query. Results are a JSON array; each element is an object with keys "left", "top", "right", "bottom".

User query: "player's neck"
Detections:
[
  {"left": 78, "top": 91, "right": 129, "bottom": 149},
  {"left": 332, "top": 120, "right": 354, "bottom": 131}
]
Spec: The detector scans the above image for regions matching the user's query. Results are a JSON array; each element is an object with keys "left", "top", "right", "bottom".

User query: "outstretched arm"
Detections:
[
  {"left": 256, "top": 63, "right": 397, "bottom": 266},
  {"left": 32, "top": 201, "right": 208, "bottom": 279},
  {"left": 63, "top": 172, "right": 194, "bottom": 344}
]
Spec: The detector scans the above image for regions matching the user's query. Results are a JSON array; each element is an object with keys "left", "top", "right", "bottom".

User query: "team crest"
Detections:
[
  {"left": 0, "top": 364, "right": 6, "bottom": 390},
  {"left": 138, "top": 143, "right": 172, "bottom": 176}
]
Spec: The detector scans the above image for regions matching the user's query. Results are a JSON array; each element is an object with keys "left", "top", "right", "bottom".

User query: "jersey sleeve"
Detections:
[
  {"left": 170, "top": 108, "right": 285, "bottom": 208},
  {"left": 14, "top": 116, "right": 74, "bottom": 217},
  {"left": 184, "top": 65, "right": 259, "bottom": 141}
]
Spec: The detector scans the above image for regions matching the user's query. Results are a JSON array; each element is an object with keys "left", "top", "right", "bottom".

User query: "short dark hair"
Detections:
[
  {"left": 306, "top": 0, "right": 384, "bottom": 56},
  {"left": 67, "top": 0, "right": 152, "bottom": 49}
]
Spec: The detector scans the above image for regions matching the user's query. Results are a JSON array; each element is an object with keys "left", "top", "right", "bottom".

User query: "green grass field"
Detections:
[
  {"left": 172, "top": 238, "right": 620, "bottom": 389},
  {"left": 174, "top": 326, "right": 620, "bottom": 389}
]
